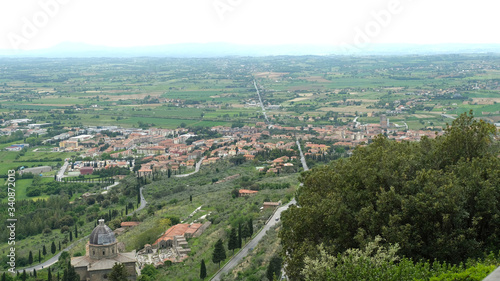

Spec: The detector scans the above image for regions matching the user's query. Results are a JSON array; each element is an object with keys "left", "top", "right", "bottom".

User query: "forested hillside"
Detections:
[{"left": 280, "top": 111, "right": 499, "bottom": 280}]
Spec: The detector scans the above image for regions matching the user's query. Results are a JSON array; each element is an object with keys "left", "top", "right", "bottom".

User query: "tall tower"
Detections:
[{"left": 380, "top": 114, "right": 388, "bottom": 129}]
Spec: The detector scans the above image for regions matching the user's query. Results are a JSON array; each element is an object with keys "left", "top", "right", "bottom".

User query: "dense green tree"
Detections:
[
  {"left": 140, "top": 264, "right": 157, "bottom": 279},
  {"left": 435, "top": 110, "right": 497, "bottom": 168},
  {"left": 228, "top": 228, "right": 238, "bottom": 253},
  {"left": 109, "top": 263, "right": 127, "bottom": 281},
  {"left": 2, "top": 273, "right": 13, "bottom": 281},
  {"left": 48, "top": 267, "right": 52, "bottom": 281},
  {"left": 69, "top": 231, "right": 72, "bottom": 242},
  {"left": 200, "top": 259, "right": 207, "bottom": 280},
  {"left": 280, "top": 112, "right": 499, "bottom": 280},
  {"left": 266, "top": 255, "right": 283, "bottom": 281},
  {"left": 61, "top": 261, "right": 79, "bottom": 281},
  {"left": 43, "top": 245, "right": 47, "bottom": 256},
  {"left": 238, "top": 223, "right": 242, "bottom": 248},
  {"left": 212, "top": 239, "right": 226, "bottom": 268},
  {"left": 21, "top": 270, "right": 26, "bottom": 281},
  {"left": 241, "top": 223, "right": 251, "bottom": 242},
  {"left": 39, "top": 249, "right": 41, "bottom": 263},
  {"left": 33, "top": 269, "right": 37, "bottom": 278},
  {"left": 51, "top": 241, "right": 56, "bottom": 254},
  {"left": 28, "top": 251, "right": 33, "bottom": 265},
  {"left": 74, "top": 224, "right": 78, "bottom": 238},
  {"left": 248, "top": 218, "right": 253, "bottom": 237}
]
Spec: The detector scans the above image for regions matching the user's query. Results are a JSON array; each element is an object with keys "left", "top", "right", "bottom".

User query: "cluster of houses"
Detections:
[{"left": 2, "top": 116, "right": 459, "bottom": 176}]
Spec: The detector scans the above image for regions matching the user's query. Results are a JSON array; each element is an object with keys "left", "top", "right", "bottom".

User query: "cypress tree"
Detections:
[
  {"left": 241, "top": 223, "right": 250, "bottom": 242},
  {"left": 200, "top": 259, "right": 207, "bottom": 280},
  {"left": 69, "top": 231, "right": 73, "bottom": 242},
  {"left": 43, "top": 245, "right": 47, "bottom": 256},
  {"left": 109, "top": 263, "right": 127, "bottom": 281},
  {"left": 21, "top": 270, "right": 26, "bottom": 281},
  {"left": 238, "top": 223, "right": 242, "bottom": 248},
  {"left": 74, "top": 224, "right": 78, "bottom": 238},
  {"left": 248, "top": 218, "right": 253, "bottom": 237},
  {"left": 266, "top": 255, "right": 283, "bottom": 281},
  {"left": 58, "top": 241, "right": 61, "bottom": 251},
  {"left": 28, "top": 251, "right": 33, "bottom": 265},
  {"left": 48, "top": 267, "right": 52, "bottom": 281},
  {"left": 51, "top": 241, "right": 56, "bottom": 254},
  {"left": 39, "top": 249, "right": 41, "bottom": 263},
  {"left": 64, "top": 261, "right": 79, "bottom": 281},
  {"left": 228, "top": 228, "right": 238, "bottom": 253},
  {"left": 212, "top": 239, "right": 226, "bottom": 268},
  {"left": 33, "top": 269, "right": 37, "bottom": 278}
]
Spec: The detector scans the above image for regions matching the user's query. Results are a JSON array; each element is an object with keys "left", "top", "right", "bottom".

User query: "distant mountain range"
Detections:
[{"left": 0, "top": 42, "right": 499, "bottom": 58}]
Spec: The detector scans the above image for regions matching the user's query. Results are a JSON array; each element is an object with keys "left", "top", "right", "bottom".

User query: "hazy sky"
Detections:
[{"left": 0, "top": 0, "right": 498, "bottom": 50}]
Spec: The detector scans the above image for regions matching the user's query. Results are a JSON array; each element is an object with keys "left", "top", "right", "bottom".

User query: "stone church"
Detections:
[{"left": 71, "top": 219, "right": 136, "bottom": 280}]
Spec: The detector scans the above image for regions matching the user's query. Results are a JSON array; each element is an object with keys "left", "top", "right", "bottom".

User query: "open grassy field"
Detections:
[
  {"left": 1, "top": 55, "right": 498, "bottom": 130},
  {"left": 0, "top": 178, "right": 49, "bottom": 202}
]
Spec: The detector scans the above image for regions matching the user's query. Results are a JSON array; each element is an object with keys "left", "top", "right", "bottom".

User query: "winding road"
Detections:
[
  {"left": 132, "top": 187, "right": 147, "bottom": 214},
  {"left": 211, "top": 199, "right": 296, "bottom": 281},
  {"left": 17, "top": 181, "right": 145, "bottom": 273},
  {"left": 175, "top": 157, "right": 204, "bottom": 178},
  {"left": 17, "top": 156, "right": 207, "bottom": 273},
  {"left": 210, "top": 138, "right": 307, "bottom": 280}
]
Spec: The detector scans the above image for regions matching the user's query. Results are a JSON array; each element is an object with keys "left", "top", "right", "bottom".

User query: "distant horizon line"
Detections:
[
  {"left": 1, "top": 42, "right": 499, "bottom": 58},
  {"left": 3, "top": 41, "right": 500, "bottom": 50}
]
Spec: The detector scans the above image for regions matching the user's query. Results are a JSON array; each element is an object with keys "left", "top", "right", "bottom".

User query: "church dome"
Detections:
[{"left": 89, "top": 219, "right": 116, "bottom": 245}]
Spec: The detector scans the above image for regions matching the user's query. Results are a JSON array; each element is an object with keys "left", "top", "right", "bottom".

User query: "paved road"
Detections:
[
  {"left": 105, "top": 181, "right": 120, "bottom": 191},
  {"left": 132, "top": 187, "right": 147, "bottom": 214},
  {"left": 254, "top": 80, "right": 270, "bottom": 124},
  {"left": 211, "top": 199, "right": 297, "bottom": 281},
  {"left": 17, "top": 234, "right": 90, "bottom": 273},
  {"left": 441, "top": 114, "right": 456, "bottom": 120},
  {"left": 18, "top": 181, "right": 141, "bottom": 273},
  {"left": 353, "top": 116, "right": 360, "bottom": 128},
  {"left": 17, "top": 154, "right": 200, "bottom": 273},
  {"left": 296, "top": 139, "right": 309, "bottom": 171},
  {"left": 483, "top": 266, "right": 500, "bottom": 280},
  {"left": 56, "top": 161, "right": 69, "bottom": 181},
  {"left": 175, "top": 157, "right": 204, "bottom": 178}
]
